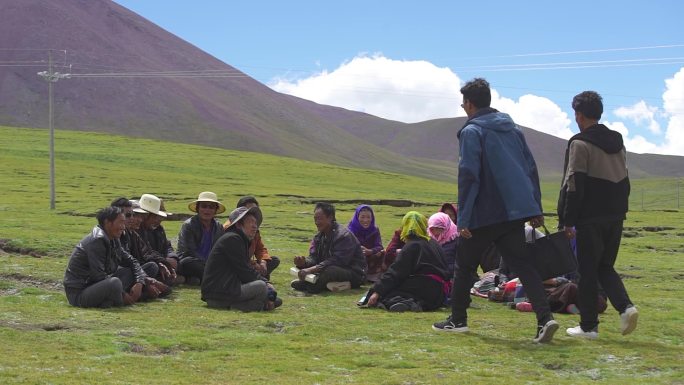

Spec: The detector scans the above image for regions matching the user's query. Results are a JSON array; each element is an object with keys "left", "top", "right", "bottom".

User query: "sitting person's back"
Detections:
[{"left": 366, "top": 211, "right": 450, "bottom": 312}]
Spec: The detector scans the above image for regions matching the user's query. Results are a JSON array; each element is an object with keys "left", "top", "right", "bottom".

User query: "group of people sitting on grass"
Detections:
[{"left": 63, "top": 190, "right": 473, "bottom": 312}]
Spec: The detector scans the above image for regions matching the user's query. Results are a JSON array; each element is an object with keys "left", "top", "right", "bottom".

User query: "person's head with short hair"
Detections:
[
  {"left": 313, "top": 202, "right": 336, "bottom": 234},
  {"left": 236, "top": 196, "right": 259, "bottom": 209},
  {"left": 572, "top": 91, "right": 603, "bottom": 131},
  {"left": 460, "top": 78, "right": 491, "bottom": 117},
  {"left": 110, "top": 197, "right": 134, "bottom": 228},
  {"left": 96, "top": 206, "right": 126, "bottom": 239}
]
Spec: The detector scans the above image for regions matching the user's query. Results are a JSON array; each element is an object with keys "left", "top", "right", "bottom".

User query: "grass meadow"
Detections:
[{"left": 1, "top": 126, "right": 682, "bottom": 385}]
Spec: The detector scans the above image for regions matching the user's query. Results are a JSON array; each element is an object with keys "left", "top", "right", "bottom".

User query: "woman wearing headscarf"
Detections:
[
  {"left": 439, "top": 203, "right": 458, "bottom": 224},
  {"left": 347, "top": 204, "right": 384, "bottom": 282},
  {"left": 366, "top": 211, "right": 449, "bottom": 312},
  {"left": 428, "top": 212, "right": 459, "bottom": 278}
]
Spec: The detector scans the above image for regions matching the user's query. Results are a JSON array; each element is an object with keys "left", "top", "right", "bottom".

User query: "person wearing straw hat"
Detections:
[
  {"left": 136, "top": 195, "right": 180, "bottom": 285},
  {"left": 177, "top": 191, "right": 226, "bottom": 285},
  {"left": 202, "top": 206, "right": 282, "bottom": 311}
]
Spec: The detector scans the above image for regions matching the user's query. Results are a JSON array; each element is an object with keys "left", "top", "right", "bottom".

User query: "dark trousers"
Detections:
[
  {"left": 451, "top": 220, "right": 552, "bottom": 325},
  {"left": 65, "top": 266, "right": 134, "bottom": 308},
  {"left": 262, "top": 256, "right": 280, "bottom": 281},
  {"left": 178, "top": 258, "right": 205, "bottom": 282},
  {"left": 383, "top": 275, "right": 444, "bottom": 311},
  {"left": 309, "top": 265, "right": 363, "bottom": 293},
  {"left": 576, "top": 221, "right": 633, "bottom": 331}
]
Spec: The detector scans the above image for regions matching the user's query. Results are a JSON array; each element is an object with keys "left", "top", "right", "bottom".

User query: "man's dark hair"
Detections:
[
  {"left": 96, "top": 206, "right": 122, "bottom": 228},
  {"left": 572, "top": 91, "right": 603, "bottom": 120},
  {"left": 460, "top": 78, "right": 491, "bottom": 109},
  {"left": 110, "top": 197, "right": 132, "bottom": 208},
  {"left": 314, "top": 202, "right": 335, "bottom": 221},
  {"left": 236, "top": 196, "right": 259, "bottom": 208}
]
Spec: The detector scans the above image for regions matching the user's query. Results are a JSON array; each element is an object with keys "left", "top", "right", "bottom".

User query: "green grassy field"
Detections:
[{"left": 1, "top": 126, "right": 682, "bottom": 385}]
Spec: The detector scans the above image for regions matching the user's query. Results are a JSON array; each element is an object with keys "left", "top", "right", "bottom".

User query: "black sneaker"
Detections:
[
  {"left": 432, "top": 316, "right": 469, "bottom": 333},
  {"left": 290, "top": 279, "right": 308, "bottom": 292},
  {"left": 533, "top": 319, "right": 559, "bottom": 343}
]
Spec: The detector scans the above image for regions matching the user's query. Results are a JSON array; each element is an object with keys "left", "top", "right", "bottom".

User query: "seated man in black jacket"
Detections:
[
  {"left": 367, "top": 211, "right": 450, "bottom": 312},
  {"left": 63, "top": 206, "right": 151, "bottom": 308},
  {"left": 201, "top": 206, "right": 281, "bottom": 312}
]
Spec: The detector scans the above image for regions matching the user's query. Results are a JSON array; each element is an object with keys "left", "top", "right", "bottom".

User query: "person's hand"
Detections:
[
  {"left": 266, "top": 282, "right": 275, "bottom": 290},
  {"left": 165, "top": 257, "right": 178, "bottom": 270},
  {"left": 563, "top": 226, "right": 576, "bottom": 240},
  {"left": 298, "top": 267, "right": 311, "bottom": 281},
  {"left": 256, "top": 260, "right": 268, "bottom": 275},
  {"left": 367, "top": 292, "right": 380, "bottom": 307},
  {"left": 158, "top": 263, "right": 174, "bottom": 281},
  {"left": 293, "top": 256, "right": 306, "bottom": 268},
  {"left": 459, "top": 228, "right": 472, "bottom": 239},
  {"left": 127, "top": 282, "right": 143, "bottom": 303},
  {"left": 529, "top": 216, "right": 545, "bottom": 228},
  {"left": 361, "top": 246, "right": 372, "bottom": 257}
]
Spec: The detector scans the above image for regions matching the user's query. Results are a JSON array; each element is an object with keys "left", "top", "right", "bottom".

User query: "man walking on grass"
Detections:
[
  {"left": 432, "top": 78, "right": 558, "bottom": 343},
  {"left": 559, "top": 91, "right": 637, "bottom": 339}
]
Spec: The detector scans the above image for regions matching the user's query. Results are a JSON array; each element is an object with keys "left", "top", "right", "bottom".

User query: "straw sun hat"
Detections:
[{"left": 188, "top": 191, "right": 226, "bottom": 214}]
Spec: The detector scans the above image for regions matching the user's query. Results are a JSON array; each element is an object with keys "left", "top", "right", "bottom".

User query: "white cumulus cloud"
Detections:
[
  {"left": 614, "top": 100, "right": 661, "bottom": 135},
  {"left": 491, "top": 92, "right": 574, "bottom": 139},
  {"left": 660, "top": 67, "right": 684, "bottom": 155},
  {"left": 270, "top": 54, "right": 463, "bottom": 123}
]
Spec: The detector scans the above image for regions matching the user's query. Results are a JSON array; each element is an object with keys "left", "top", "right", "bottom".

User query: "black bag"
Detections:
[{"left": 528, "top": 225, "right": 577, "bottom": 280}]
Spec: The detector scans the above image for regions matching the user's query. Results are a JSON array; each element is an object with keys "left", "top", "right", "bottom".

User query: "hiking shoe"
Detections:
[
  {"left": 290, "top": 279, "right": 308, "bottom": 292},
  {"left": 533, "top": 319, "right": 559, "bottom": 343},
  {"left": 620, "top": 306, "right": 638, "bottom": 335},
  {"left": 432, "top": 317, "right": 469, "bottom": 333},
  {"left": 566, "top": 325, "right": 598, "bottom": 339},
  {"left": 326, "top": 281, "right": 351, "bottom": 292},
  {"left": 389, "top": 299, "right": 422, "bottom": 312}
]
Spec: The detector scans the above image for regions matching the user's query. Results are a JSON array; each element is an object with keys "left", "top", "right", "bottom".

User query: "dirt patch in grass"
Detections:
[
  {"left": 0, "top": 239, "right": 45, "bottom": 257},
  {"left": 0, "top": 272, "right": 62, "bottom": 293},
  {"left": 300, "top": 198, "right": 425, "bottom": 207},
  {"left": 0, "top": 320, "right": 74, "bottom": 332}
]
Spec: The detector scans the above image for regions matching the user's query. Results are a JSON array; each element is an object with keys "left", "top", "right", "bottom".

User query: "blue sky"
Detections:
[{"left": 114, "top": 0, "right": 684, "bottom": 155}]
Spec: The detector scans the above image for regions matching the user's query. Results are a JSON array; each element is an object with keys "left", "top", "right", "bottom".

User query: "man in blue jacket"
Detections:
[{"left": 432, "top": 78, "right": 558, "bottom": 343}]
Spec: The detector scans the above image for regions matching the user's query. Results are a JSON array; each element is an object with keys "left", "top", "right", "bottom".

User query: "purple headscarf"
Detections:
[{"left": 347, "top": 204, "right": 379, "bottom": 239}]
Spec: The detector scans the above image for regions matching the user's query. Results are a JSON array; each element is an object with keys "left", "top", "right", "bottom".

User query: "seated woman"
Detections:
[
  {"left": 292, "top": 202, "right": 367, "bottom": 293},
  {"left": 366, "top": 211, "right": 450, "bottom": 312},
  {"left": 347, "top": 204, "right": 384, "bottom": 283},
  {"left": 383, "top": 228, "right": 404, "bottom": 268},
  {"left": 427, "top": 212, "right": 459, "bottom": 278}
]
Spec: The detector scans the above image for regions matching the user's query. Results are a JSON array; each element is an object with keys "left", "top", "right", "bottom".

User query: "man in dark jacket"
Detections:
[
  {"left": 177, "top": 191, "right": 226, "bottom": 284},
  {"left": 432, "top": 78, "right": 558, "bottom": 343},
  {"left": 63, "top": 206, "right": 148, "bottom": 308},
  {"left": 292, "top": 202, "right": 367, "bottom": 293},
  {"left": 201, "top": 206, "right": 280, "bottom": 311},
  {"left": 559, "top": 90, "right": 637, "bottom": 339}
]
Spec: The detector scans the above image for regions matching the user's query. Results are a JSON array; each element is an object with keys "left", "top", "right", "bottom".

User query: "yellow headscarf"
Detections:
[{"left": 400, "top": 211, "right": 430, "bottom": 242}]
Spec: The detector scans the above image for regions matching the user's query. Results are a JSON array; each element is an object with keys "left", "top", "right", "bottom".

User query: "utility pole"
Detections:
[{"left": 37, "top": 50, "right": 70, "bottom": 210}]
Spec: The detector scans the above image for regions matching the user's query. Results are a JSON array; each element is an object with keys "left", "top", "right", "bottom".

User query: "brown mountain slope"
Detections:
[{"left": 0, "top": 0, "right": 682, "bottom": 181}]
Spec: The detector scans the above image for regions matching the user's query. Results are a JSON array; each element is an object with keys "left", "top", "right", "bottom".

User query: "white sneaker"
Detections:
[
  {"left": 326, "top": 281, "right": 351, "bottom": 292},
  {"left": 566, "top": 325, "right": 598, "bottom": 339},
  {"left": 620, "top": 306, "right": 638, "bottom": 335}
]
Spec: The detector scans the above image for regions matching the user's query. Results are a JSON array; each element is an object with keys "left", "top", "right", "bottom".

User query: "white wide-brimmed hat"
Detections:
[
  {"left": 129, "top": 199, "right": 148, "bottom": 214},
  {"left": 139, "top": 194, "right": 168, "bottom": 217},
  {"left": 189, "top": 191, "right": 226, "bottom": 214}
]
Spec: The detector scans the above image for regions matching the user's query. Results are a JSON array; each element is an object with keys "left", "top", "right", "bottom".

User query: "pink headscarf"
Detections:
[{"left": 428, "top": 212, "right": 459, "bottom": 245}]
